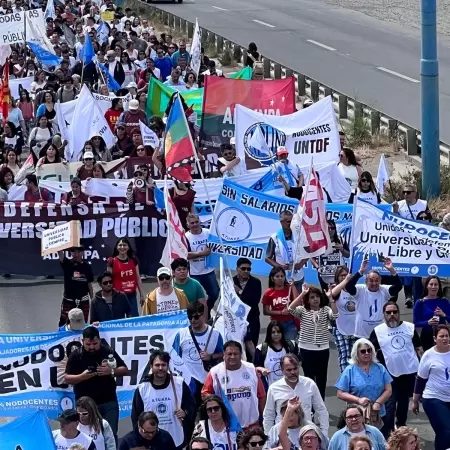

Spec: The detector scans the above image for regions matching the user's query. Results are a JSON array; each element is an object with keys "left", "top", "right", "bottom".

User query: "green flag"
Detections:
[{"left": 146, "top": 66, "right": 253, "bottom": 122}]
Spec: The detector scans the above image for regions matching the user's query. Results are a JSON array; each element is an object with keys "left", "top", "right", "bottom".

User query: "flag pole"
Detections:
[{"left": 163, "top": 175, "right": 174, "bottom": 266}]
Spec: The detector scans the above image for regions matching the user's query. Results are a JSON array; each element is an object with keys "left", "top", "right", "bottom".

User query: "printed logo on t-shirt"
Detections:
[
  {"left": 226, "top": 386, "right": 251, "bottom": 401},
  {"left": 157, "top": 299, "right": 179, "bottom": 313},
  {"left": 242, "top": 372, "right": 250, "bottom": 380},
  {"left": 369, "top": 299, "right": 378, "bottom": 318},
  {"left": 445, "top": 367, "right": 450, "bottom": 381},
  {"left": 345, "top": 300, "right": 356, "bottom": 312},
  {"left": 273, "top": 296, "right": 289, "bottom": 306}
]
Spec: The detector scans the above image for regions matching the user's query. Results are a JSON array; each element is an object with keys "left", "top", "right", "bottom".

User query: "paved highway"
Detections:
[
  {"left": 151, "top": 0, "right": 450, "bottom": 146},
  {"left": 0, "top": 277, "right": 436, "bottom": 448}
]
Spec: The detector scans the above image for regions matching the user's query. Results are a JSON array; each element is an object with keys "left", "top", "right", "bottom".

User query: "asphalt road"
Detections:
[
  {"left": 0, "top": 277, "right": 435, "bottom": 449},
  {"left": 149, "top": 0, "right": 450, "bottom": 146}
]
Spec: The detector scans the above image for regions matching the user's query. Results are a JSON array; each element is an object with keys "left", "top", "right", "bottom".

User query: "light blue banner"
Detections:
[{"left": 0, "top": 312, "right": 187, "bottom": 419}]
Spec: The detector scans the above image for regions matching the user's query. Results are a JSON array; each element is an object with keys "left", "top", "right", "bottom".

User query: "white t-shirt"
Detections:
[
  {"left": 256, "top": 344, "right": 286, "bottom": 386},
  {"left": 156, "top": 289, "right": 180, "bottom": 313},
  {"left": 338, "top": 163, "right": 359, "bottom": 188},
  {"left": 353, "top": 189, "right": 380, "bottom": 205},
  {"left": 52, "top": 430, "right": 93, "bottom": 450},
  {"left": 418, "top": 347, "right": 450, "bottom": 402},
  {"left": 121, "top": 15, "right": 135, "bottom": 24},
  {"left": 78, "top": 422, "right": 105, "bottom": 450},
  {"left": 185, "top": 229, "right": 214, "bottom": 276},
  {"left": 397, "top": 199, "right": 428, "bottom": 219},
  {"left": 196, "top": 420, "right": 238, "bottom": 450},
  {"left": 274, "top": 160, "right": 302, "bottom": 185}
]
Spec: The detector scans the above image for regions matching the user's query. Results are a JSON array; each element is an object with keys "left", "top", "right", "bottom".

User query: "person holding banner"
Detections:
[
  {"left": 348, "top": 172, "right": 382, "bottom": 205},
  {"left": 345, "top": 257, "right": 403, "bottom": 338},
  {"left": 24, "top": 173, "right": 53, "bottom": 201},
  {"left": 217, "top": 143, "right": 243, "bottom": 177},
  {"left": 274, "top": 146, "right": 304, "bottom": 188},
  {"left": 62, "top": 178, "right": 89, "bottom": 205}
]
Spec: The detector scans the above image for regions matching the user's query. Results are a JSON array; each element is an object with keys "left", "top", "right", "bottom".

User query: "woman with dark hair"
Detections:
[
  {"left": 7, "top": 97, "right": 27, "bottom": 143},
  {"left": 132, "top": 145, "right": 152, "bottom": 157},
  {"left": 111, "top": 123, "right": 134, "bottom": 159},
  {"left": 262, "top": 267, "right": 299, "bottom": 341},
  {"left": 417, "top": 210, "right": 433, "bottom": 222},
  {"left": 61, "top": 178, "right": 89, "bottom": 205},
  {"left": 311, "top": 219, "right": 350, "bottom": 289},
  {"left": 254, "top": 320, "right": 297, "bottom": 389},
  {"left": 91, "top": 135, "right": 112, "bottom": 162},
  {"left": 121, "top": 52, "right": 137, "bottom": 88},
  {"left": 168, "top": 181, "right": 196, "bottom": 231},
  {"left": 136, "top": 92, "right": 147, "bottom": 112},
  {"left": 92, "top": 163, "right": 106, "bottom": 179},
  {"left": 137, "top": 69, "right": 154, "bottom": 90},
  {"left": 246, "top": 42, "right": 260, "bottom": 67},
  {"left": 239, "top": 427, "right": 267, "bottom": 450},
  {"left": 28, "top": 115, "right": 54, "bottom": 155},
  {"left": 0, "top": 166, "right": 15, "bottom": 195},
  {"left": 76, "top": 396, "right": 116, "bottom": 450},
  {"left": 1, "top": 121, "right": 23, "bottom": 156},
  {"left": 107, "top": 238, "right": 145, "bottom": 317},
  {"left": 37, "top": 143, "right": 63, "bottom": 166},
  {"left": 288, "top": 284, "right": 338, "bottom": 399},
  {"left": 18, "top": 89, "right": 34, "bottom": 136},
  {"left": 329, "top": 266, "right": 357, "bottom": 372},
  {"left": 194, "top": 395, "right": 239, "bottom": 450},
  {"left": 30, "top": 70, "right": 47, "bottom": 95},
  {"left": 348, "top": 171, "right": 382, "bottom": 204},
  {"left": 413, "top": 325, "right": 450, "bottom": 449},
  {"left": 36, "top": 90, "right": 56, "bottom": 122},
  {"left": 413, "top": 276, "right": 450, "bottom": 350},
  {"left": 185, "top": 72, "right": 198, "bottom": 89},
  {"left": 104, "top": 97, "right": 123, "bottom": 131},
  {"left": 337, "top": 147, "right": 363, "bottom": 188},
  {"left": 0, "top": 148, "right": 21, "bottom": 175}
]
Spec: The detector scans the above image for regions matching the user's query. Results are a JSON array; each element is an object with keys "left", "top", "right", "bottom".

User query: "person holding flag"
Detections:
[{"left": 274, "top": 146, "right": 304, "bottom": 188}]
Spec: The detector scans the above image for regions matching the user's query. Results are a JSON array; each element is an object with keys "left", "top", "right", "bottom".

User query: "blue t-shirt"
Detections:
[{"left": 335, "top": 363, "right": 392, "bottom": 416}]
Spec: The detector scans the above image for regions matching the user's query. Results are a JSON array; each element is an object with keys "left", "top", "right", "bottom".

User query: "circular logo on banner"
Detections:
[
  {"left": 428, "top": 265, "right": 438, "bottom": 276},
  {"left": 156, "top": 403, "right": 168, "bottom": 415},
  {"left": 243, "top": 122, "right": 286, "bottom": 163},
  {"left": 216, "top": 208, "right": 252, "bottom": 242},
  {"left": 60, "top": 396, "right": 74, "bottom": 410},
  {"left": 391, "top": 335, "right": 406, "bottom": 350},
  {"left": 411, "top": 266, "right": 420, "bottom": 275}
]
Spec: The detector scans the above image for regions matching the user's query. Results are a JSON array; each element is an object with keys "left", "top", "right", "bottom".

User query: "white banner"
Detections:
[
  {"left": 9, "top": 77, "right": 33, "bottom": 100},
  {"left": 139, "top": 121, "right": 160, "bottom": 148},
  {"left": 235, "top": 96, "right": 340, "bottom": 168},
  {"left": 0, "top": 10, "right": 44, "bottom": 45}
]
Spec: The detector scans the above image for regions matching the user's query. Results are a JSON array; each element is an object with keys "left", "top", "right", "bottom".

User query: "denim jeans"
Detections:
[
  {"left": 422, "top": 397, "right": 450, "bottom": 450},
  {"left": 191, "top": 271, "right": 220, "bottom": 311},
  {"left": 126, "top": 291, "right": 139, "bottom": 317},
  {"left": 280, "top": 320, "right": 298, "bottom": 341},
  {"left": 98, "top": 399, "right": 119, "bottom": 442}
]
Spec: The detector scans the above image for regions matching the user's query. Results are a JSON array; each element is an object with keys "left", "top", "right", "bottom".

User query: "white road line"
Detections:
[
  {"left": 376, "top": 67, "right": 419, "bottom": 83},
  {"left": 253, "top": 19, "right": 276, "bottom": 28},
  {"left": 306, "top": 39, "right": 336, "bottom": 52},
  {"left": 211, "top": 5, "right": 228, "bottom": 11}
]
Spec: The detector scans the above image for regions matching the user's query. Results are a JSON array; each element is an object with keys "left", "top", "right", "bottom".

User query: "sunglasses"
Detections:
[
  {"left": 206, "top": 406, "right": 220, "bottom": 413},
  {"left": 239, "top": 267, "right": 251, "bottom": 272},
  {"left": 169, "top": 46, "right": 175, "bottom": 49},
  {"left": 403, "top": 190, "right": 413, "bottom": 194},
  {"left": 84, "top": 158, "right": 93, "bottom": 161},
  {"left": 157, "top": 52, "right": 164, "bottom": 55},
  {"left": 78, "top": 411, "right": 89, "bottom": 416},
  {"left": 360, "top": 179, "right": 369, "bottom": 182},
  {"left": 158, "top": 275, "right": 171, "bottom": 281},
  {"left": 92, "top": 137, "right": 100, "bottom": 140},
  {"left": 249, "top": 441, "right": 265, "bottom": 447},
  {"left": 359, "top": 348, "right": 372, "bottom": 354},
  {"left": 385, "top": 310, "right": 399, "bottom": 315},
  {"left": 188, "top": 314, "right": 202, "bottom": 320},
  {"left": 134, "top": 172, "right": 143, "bottom": 177},
  {"left": 102, "top": 280, "right": 113, "bottom": 286}
]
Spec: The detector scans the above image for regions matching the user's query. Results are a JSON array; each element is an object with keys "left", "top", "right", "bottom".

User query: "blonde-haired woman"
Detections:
[
  {"left": 335, "top": 338, "right": 392, "bottom": 431},
  {"left": 387, "top": 427, "right": 420, "bottom": 450}
]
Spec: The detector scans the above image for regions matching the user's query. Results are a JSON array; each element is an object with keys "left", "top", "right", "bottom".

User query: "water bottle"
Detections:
[{"left": 107, "top": 354, "right": 117, "bottom": 370}]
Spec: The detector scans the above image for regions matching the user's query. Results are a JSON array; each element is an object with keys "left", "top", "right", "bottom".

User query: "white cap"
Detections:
[
  {"left": 68, "top": 308, "right": 86, "bottom": 331},
  {"left": 157, "top": 267, "right": 171, "bottom": 277},
  {"left": 127, "top": 81, "right": 137, "bottom": 89},
  {"left": 83, "top": 151, "right": 94, "bottom": 159},
  {"left": 230, "top": 137, "right": 236, "bottom": 145},
  {"left": 129, "top": 99, "right": 139, "bottom": 110}
]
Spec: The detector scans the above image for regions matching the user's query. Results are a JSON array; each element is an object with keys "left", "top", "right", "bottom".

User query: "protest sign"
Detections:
[
  {"left": 207, "top": 179, "right": 299, "bottom": 274},
  {"left": 234, "top": 96, "right": 340, "bottom": 169},
  {"left": 0, "top": 312, "right": 187, "bottom": 418},
  {"left": 0, "top": 202, "right": 166, "bottom": 276},
  {"left": 0, "top": 9, "right": 44, "bottom": 45},
  {"left": 9, "top": 76, "right": 33, "bottom": 100},
  {"left": 139, "top": 120, "right": 160, "bottom": 148},
  {"left": 200, "top": 76, "right": 296, "bottom": 149},
  {"left": 41, "top": 220, "right": 80, "bottom": 256},
  {"left": 100, "top": 10, "right": 114, "bottom": 21},
  {"left": 350, "top": 199, "right": 450, "bottom": 277}
]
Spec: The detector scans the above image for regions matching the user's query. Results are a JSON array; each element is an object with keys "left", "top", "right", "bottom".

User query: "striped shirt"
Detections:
[{"left": 289, "top": 306, "right": 337, "bottom": 350}]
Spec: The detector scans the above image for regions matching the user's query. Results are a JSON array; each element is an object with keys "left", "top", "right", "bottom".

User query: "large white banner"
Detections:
[
  {"left": 350, "top": 199, "right": 450, "bottom": 277},
  {"left": 0, "top": 10, "right": 44, "bottom": 45},
  {"left": 235, "top": 96, "right": 340, "bottom": 168},
  {"left": 0, "top": 312, "right": 187, "bottom": 419}
]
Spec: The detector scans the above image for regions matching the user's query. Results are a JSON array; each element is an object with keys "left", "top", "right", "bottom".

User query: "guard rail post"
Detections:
[
  {"left": 297, "top": 74, "right": 306, "bottom": 96},
  {"left": 274, "top": 64, "right": 282, "bottom": 79},
  {"left": 371, "top": 111, "right": 380, "bottom": 135},
  {"left": 187, "top": 21, "right": 194, "bottom": 38},
  {"left": 406, "top": 129, "right": 418, "bottom": 155},
  {"left": 310, "top": 81, "right": 319, "bottom": 101},
  {"left": 285, "top": 69, "right": 293, "bottom": 79},
  {"left": 216, "top": 35, "right": 224, "bottom": 53},
  {"left": 324, "top": 87, "right": 332, "bottom": 97},
  {"left": 263, "top": 58, "right": 271, "bottom": 79},
  {"left": 338, "top": 95, "right": 348, "bottom": 119}
]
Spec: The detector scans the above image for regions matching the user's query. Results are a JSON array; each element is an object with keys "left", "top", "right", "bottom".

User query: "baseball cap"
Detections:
[
  {"left": 129, "top": 99, "right": 139, "bottom": 110},
  {"left": 127, "top": 81, "right": 137, "bottom": 89},
  {"left": 276, "top": 146, "right": 289, "bottom": 156},
  {"left": 56, "top": 409, "right": 79, "bottom": 424},
  {"left": 303, "top": 98, "right": 314, "bottom": 107},
  {"left": 116, "top": 121, "right": 125, "bottom": 129},
  {"left": 68, "top": 308, "right": 86, "bottom": 331},
  {"left": 157, "top": 267, "right": 171, "bottom": 278},
  {"left": 230, "top": 137, "right": 236, "bottom": 145},
  {"left": 83, "top": 151, "right": 94, "bottom": 160}
]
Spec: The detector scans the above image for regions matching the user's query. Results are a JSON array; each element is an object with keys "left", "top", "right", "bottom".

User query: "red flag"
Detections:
[{"left": 0, "top": 61, "right": 10, "bottom": 125}]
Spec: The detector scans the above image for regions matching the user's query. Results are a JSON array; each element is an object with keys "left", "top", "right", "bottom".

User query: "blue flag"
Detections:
[
  {"left": 0, "top": 410, "right": 56, "bottom": 449},
  {"left": 154, "top": 185, "right": 165, "bottom": 209},
  {"left": 97, "top": 62, "right": 121, "bottom": 91},
  {"left": 214, "top": 374, "right": 242, "bottom": 432},
  {"left": 80, "top": 32, "right": 95, "bottom": 65},
  {"left": 96, "top": 21, "right": 110, "bottom": 45},
  {"left": 27, "top": 41, "right": 62, "bottom": 67}
]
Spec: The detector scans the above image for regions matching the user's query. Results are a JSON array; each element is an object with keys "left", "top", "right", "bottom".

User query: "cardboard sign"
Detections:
[{"left": 41, "top": 221, "right": 80, "bottom": 256}]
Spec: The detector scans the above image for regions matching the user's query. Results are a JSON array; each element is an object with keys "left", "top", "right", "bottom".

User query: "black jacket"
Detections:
[
  {"left": 131, "top": 374, "right": 195, "bottom": 447},
  {"left": 90, "top": 289, "right": 131, "bottom": 323},
  {"left": 104, "top": 61, "right": 125, "bottom": 87},
  {"left": 233, "top": 274, "right": 262, "bottom": 320},
  {"left": 119, "top": 426, "right": 176, "bottom": 450}
]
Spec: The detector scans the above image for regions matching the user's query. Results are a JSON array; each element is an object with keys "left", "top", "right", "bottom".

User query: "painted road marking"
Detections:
[
  {"left": 253, "top": 19, "right": 276, "bottom": 28},
  {"left": 211, "top": 6, "right": 228, "bottom": 10},
  {"left": 376, "top": 67, "right": 419, "bottom": 83},
  {"left": 306, "top": 39, "right": 336, "bottom": 52}
]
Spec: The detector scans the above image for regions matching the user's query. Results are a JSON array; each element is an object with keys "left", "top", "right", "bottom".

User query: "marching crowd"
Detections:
[{"left": 0, "top": 0, "right": 450, "bottom": 450}]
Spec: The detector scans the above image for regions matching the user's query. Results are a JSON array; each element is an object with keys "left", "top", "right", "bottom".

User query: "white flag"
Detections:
[
  {"left": 248, "top": 124, "right": 272, "bottom": 158},
  {"left": 56, "top": 102, "right": 72, "bottom": 160},
  {"left": 189, "top": 18, "right": 202, "bottom": 76},
  {"left": 44, "top": 0, "right": 55, "bottom": 20},
  {"left": 216, "top": 258, "right": 250, "bottom": 345},
  {"left": 139, "top": 121, "right": 160, "bottom": 149},
  {"left": 26, "top": 10, "right": 55, "bottom": 54},
  {"left": 0, "top": 45, "right": 11, "bottom": 66},
  {"left": 376, "top": 154, "right": 390, "bottom": 195}
]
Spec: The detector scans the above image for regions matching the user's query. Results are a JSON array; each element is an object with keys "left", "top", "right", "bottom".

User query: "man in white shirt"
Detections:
[
  {"left": 53, "top": 409, "right": 96, "bottom": 450},
  {"left": 120, "top": 7, "right": 134, "bottom": 24},
  {"left": 164, "top": 68, "right": 187, "bottom": 91},
  {"left": 186, "top": 213, "right": 220, "bottom": 314},
  {"left": 263, "top": 353, "right": 329, "bottom": 437}
]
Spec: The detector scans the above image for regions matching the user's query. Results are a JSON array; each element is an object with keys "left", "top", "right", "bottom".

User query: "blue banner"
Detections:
[
  {"left": 0, "top": 312, "right": 187, "bottom": 418},
  {"left": 0, "top": 410, "right": 56, "bottom": 449}
]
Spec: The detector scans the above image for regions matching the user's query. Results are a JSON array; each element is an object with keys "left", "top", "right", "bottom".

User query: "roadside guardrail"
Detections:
[{"left": 136, "top": 1, "right": 450, "bottom": 165}]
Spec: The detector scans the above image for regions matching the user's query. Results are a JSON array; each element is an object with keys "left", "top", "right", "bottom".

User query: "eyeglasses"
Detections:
[
  {"left": 303, "top": 436, "right": 319, "bottom": 443},
  {"left": 84, "top": 158, "right": 93, "bottom": 161},
  {"left": 206, "top": 406, "right": 220, "bottom": 413},
  {"left": 248, "top": 441, "right": 265, "bottom": 447},
  {"left": 359, "top": 348, "right": 372, "bottom": 354},
  {"left": 239, "top": 267, "right": 251, "bottom": 272},
  {"left": 403, "top": 190, "right": 413, "bottom": 194},
  {"left": 102, "top": 280, "right": 113, "bottom": 286},
  {"left": 158, "top": 275, "right": 171, "bottom": 281},
  {"left": 346, "top": 414, "right": 362, "bottom": 421},
  {"left": 385, "top": 310, "right": 399, "bottom": 315},
  {"left": 188, "top": 314, "right": 202, "bottom": 320}
]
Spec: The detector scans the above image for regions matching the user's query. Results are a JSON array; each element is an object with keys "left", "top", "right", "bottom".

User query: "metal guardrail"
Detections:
[{"left": 137, "top": 1, "right": 450, "bottom": 165}]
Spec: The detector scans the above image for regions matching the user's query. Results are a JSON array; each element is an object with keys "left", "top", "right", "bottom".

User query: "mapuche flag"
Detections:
[
  {"left": 0, "top": 61, "right": 10, "bottom": 125},
  {"left": 200, "top": 76, "right": 296, "bottom": 148}
]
